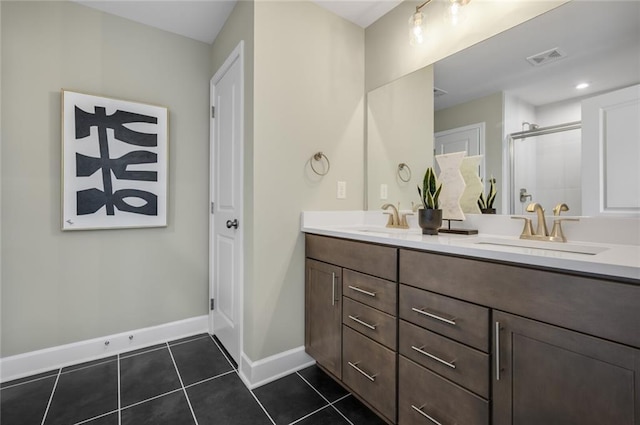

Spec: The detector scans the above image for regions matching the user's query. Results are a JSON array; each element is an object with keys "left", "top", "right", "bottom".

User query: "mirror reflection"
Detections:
[{"left": 367, "top": 1, "right": 640, "bottom": 215}]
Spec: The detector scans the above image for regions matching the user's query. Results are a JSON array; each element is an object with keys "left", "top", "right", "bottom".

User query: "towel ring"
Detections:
[
  {"left": 398, "top": 163, "right": 412, "bottom": 182},
  {"left": 310, "top": 152, "right": 330, "bottom": 176}
]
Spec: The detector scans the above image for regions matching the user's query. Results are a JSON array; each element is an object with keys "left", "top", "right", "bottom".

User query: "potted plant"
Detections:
[
  {"left": 478, "top": 176, "right": 497, "bottom": 214},
  {"left": 417, "top": 167, "right": 443, "bottom": 235}
]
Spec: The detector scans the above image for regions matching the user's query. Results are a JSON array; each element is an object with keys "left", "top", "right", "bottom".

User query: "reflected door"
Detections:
[{"left": 434, "top": 123, "right": 484, "bottom": 178}]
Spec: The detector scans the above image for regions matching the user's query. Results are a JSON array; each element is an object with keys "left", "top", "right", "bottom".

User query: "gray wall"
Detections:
[{"left": 1, "top": 1, "right": 212, "bottom": 357}]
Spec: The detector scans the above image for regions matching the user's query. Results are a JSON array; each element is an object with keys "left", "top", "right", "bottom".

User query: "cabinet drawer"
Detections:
[
  {"left": 343, "top": 297, "right": 396, "bottom": 350},
  {"left": 343, "top": 269, "right": 397, "bottom": 315},
  {"left": 400, "top": 284, "right": 489, "bottom": 352},
  {"left": 398, "top": 356, "right": 489, "bottom": 425},
  {"left": 343, "top": 326, "right": 396, "bottom": 422},
  {"left": 306, "top": 234, "right": 397, "bottom": 281},
  {"left": 399, "top": 320, "right": 489, "bottom": 398}
]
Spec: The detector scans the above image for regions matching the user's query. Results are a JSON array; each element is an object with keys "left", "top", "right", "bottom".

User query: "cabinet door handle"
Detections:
[
  {"left": 348, "top": 315, "right": 377, "bottom": 330},
  {"left": 347, "top": 285, "right": 377, "bottom": 297},
  {"left": 411, "top": 404, "right": 443, "bottom": 425},
  {"left": 411, "top": 307, "right": 456, "bottom": 326},
  {"left": 495, "top": 321, "right": 501, "bottom": 381},
  {"left": 331, "top": 272, "right": 336, "bottom": 306},
  {"left": 347, "top": 361, "right": 377, "bottom": 382},
  {"left": 411, "top": 345, "right": 456, "bottom": 369}
]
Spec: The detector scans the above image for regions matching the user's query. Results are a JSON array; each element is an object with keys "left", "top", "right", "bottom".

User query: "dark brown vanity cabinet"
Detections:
[
  {"left": 305, "top": 235, "right": 640, "bottom": 424},
  {"left": 400, "top": 248, "right": 640, "bottom": 425},
  {"left": 493, "top": 310, "right": 640, "bottom": 425},
  {"left": 305, "top": 234, "right": 398, "bottom": 423},
  {"left": 305, "top": 258, "right": 342, "bottom": 379}
]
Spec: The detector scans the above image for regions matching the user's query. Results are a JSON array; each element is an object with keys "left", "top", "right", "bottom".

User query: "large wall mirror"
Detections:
[{"left": 366, "top": 0, "right": 640, "bottom": 216}]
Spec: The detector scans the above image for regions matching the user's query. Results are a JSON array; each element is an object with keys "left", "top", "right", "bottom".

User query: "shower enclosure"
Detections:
[{"left": 508, "top": 121, "right": 582, "bottom": 215}]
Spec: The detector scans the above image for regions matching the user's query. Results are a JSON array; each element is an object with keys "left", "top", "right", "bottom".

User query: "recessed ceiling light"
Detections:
[{"left": 576, "top": 82, "right": 590, "bottom": 90}]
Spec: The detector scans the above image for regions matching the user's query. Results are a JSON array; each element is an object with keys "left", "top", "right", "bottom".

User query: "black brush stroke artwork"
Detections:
[{"left": 74, "top": 105, "right": 159, "bottom": 216}]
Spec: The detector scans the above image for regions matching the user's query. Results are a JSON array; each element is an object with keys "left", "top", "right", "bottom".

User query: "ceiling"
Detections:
[
  {"left": 433, "top": 1, "right": 640, "bottom": 110},
  {"left": 76, "top": 0, "right": 403, "bottom": 44}
]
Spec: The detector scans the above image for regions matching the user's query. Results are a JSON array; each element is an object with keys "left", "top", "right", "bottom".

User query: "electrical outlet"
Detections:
[
  {"left": 380, "top": 184, "right": 388, "bottom": 200},
  {"left": 337, "top": 181, "right": 347, "bottom": 199}
]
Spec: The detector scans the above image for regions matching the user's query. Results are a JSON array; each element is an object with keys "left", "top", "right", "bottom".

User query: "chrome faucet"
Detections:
[{"left": 381, "top": 203, "right": 410, "bottom": 229}]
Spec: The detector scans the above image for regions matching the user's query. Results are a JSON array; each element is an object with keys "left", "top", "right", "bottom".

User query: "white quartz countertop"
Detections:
[{"left": 301, "top": 211, "right": 640, "bottom": 282}]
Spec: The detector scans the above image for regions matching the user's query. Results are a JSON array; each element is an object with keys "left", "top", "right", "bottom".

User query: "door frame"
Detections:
[
  {"left": 434, "top": 122, "right": 486, "bottom": 181},
  {"left": 209, "top": 41, "right": 244, "bottom": 361}
]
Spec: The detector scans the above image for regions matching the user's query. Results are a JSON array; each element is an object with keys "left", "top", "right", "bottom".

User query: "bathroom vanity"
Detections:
[{"left": 303, "top": 216, "right": 640, "bottom": 425}]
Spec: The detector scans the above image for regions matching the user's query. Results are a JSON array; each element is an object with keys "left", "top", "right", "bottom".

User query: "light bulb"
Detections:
[
  {"left": 409, "top": 11, "right": 424, "bottom": 46},
  {"left": 446, "top": 0, "right": 470, "bottom": 26}
]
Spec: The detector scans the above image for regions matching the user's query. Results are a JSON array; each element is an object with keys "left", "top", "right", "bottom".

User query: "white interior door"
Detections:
[
  {"left": 210, "top": 42, "right": 244, "bottom": 364},
  {"left": 434, "top": 122, "right": 485, "bottom": 178},
  {"left": 582, "top": 84, "right": 640, "bottom": 216}
]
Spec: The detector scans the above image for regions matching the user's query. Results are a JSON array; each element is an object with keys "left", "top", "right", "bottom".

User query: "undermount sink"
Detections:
[
  {"left": 467, "top": 237, "right": 609, "bottom": 256},
  {"left": 351, "top": 226, "right": 419, "bottom": 236}
]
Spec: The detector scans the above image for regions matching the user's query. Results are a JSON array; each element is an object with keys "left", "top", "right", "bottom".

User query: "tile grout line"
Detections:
[
  {"left": 120, "top": 388, "right": 184, "bottom": 411},
  {"left": 39, "top": 368, "right": 61, "bottom": 425},
  {"left": 166, "top": 342, "right": 200, "bottom": 425},
  {"left": 73, "top": 410, "right": 119, "bottom": 425},
  {"left": 287, "top": 405, "right": 334, "bottom": 425},
  {"left": 59, "top": 358, "right": 117, "bottom": 376},
  {"left": 167, "top": 334, "right": 209, "bottom": 348},
  {"left": 119, "top": 344, "right": 167, "bottom": 360},
  {"left": 248, "top": 387, "right": 277, "bottom": 425},
  {"left": 207, "top": 335, "right": 276, "bottom": 425},
  {"left": 184, "top": 369, "right": 236, "bottom": 389},
  {"left": 296, "top": 372, "right": 355, "bottom": 425},
  {"left": 1, "top": 373, "right": 59, "bottom": 390},
  {"left": 117, "top": 353, "right": 122, "bottom": 425}
]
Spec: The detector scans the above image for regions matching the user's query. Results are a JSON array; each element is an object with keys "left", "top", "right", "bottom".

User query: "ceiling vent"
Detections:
[
  {"left": 434, "top": 87, "right": 448, "bottom": 97},
  {"left": 526, "top": 47, "right": 567, "bottom": 67}
]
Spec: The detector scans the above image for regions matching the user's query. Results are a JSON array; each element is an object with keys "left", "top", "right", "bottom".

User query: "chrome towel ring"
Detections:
[
  {"left": 398, "top": 163, "right": 412, "bottom": 182},
  {"left": 310, "top": 152, "right": 330, "bottom": 176}
]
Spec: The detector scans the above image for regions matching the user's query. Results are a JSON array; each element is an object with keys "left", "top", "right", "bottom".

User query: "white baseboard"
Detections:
[
  {"left": 238, "top": 346, "right": 315, "bottom": 389},
  {"left": 0, "top": 315, "right": 209, "bottom": 383}
]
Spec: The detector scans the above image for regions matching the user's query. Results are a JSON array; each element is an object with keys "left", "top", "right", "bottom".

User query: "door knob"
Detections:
[{"left": 226, "top": 219, "right": 239, "bottom": 229}]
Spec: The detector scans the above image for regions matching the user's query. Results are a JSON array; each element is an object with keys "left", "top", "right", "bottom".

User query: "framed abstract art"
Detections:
[{"left": 61, "top": 90, "right": 168, "bottom": 230}]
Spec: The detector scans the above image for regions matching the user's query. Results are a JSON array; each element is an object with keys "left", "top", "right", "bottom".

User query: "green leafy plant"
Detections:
[
  {"left": 417, "top": 167, "right": 442, "bottom": 209},
  {"left": 478, "top": 176, "right": 497, "bottom": 209}
]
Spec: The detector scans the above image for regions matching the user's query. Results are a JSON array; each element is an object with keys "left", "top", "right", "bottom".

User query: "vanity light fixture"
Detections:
[
  {"left": 410, "top": 0, "right": 472, "bottom": 45},
  {"left": 409, "top": 0, "right": 433, "bottom": 46},
  {"left": 447, "top": 0, "right": 471, "bottom": 25}
]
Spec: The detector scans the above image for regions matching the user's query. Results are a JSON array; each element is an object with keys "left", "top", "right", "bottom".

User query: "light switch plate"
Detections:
[
  {"left": 337, "top": 181, "right": 346, "bottom": 199},
  {"left": 380, "top": 184, "right": 388, "bottom": 200}
]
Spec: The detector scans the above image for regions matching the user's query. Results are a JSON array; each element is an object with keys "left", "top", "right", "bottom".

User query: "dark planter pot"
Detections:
[
  {"left": 418, "top": 209, "right": 443, "bottom": 235},
  {"left": 481, "top": 208, "right": 497, "bottom": 214}
]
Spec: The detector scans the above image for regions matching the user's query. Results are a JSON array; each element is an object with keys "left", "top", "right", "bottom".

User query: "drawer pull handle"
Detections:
[
  {"left": 411, "top": 307, "right": 456, "bottom": 326},
  {"left": 348, "top": 285, "right": 377, "bottom": 297},
  {"left": 411, "top": 345, "right": 456, "bottom": 369},
  {"left": 411, "top": 404, "right": 444, "bottom": 425},
  {"left": 348, "top": 315, "right": 377, "bottom": 330},
  {"left": 347, "top": 361, "right": 377, "bottom": 382},
  {"left": 331, "top": 273, "right": 337, "bottom": 306},
  {"left": 495, "top": 321, "right": 501, "bottom": 381}
]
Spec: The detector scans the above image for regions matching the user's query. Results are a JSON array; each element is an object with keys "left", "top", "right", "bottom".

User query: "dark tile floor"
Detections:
[{"left": 1, "top": 334, "right": 387, "bottom": 425}]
